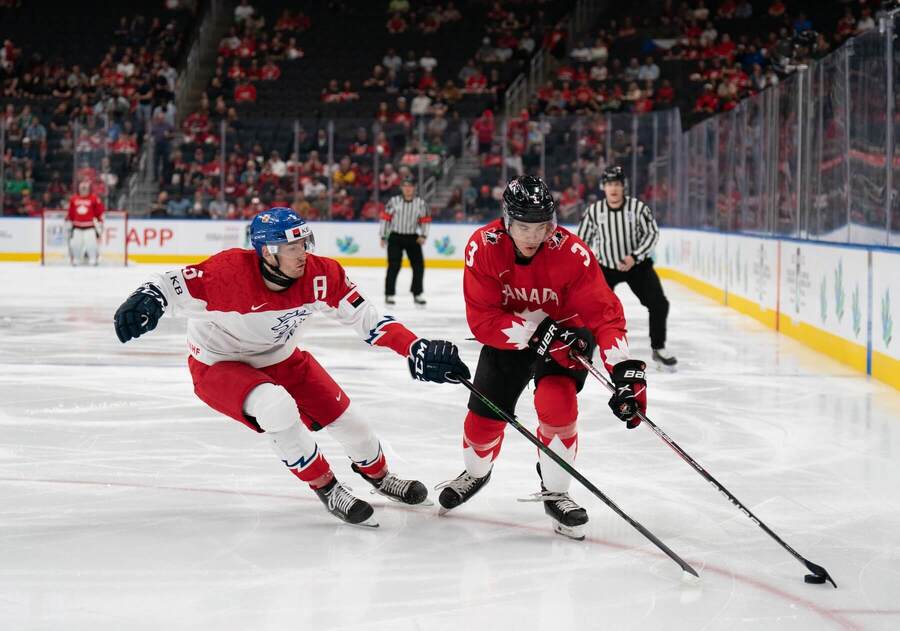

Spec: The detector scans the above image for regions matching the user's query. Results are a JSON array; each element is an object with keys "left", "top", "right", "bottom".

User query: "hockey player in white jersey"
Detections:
[{"left": 113, "top": 207, "right": 470, "bottom": 527}]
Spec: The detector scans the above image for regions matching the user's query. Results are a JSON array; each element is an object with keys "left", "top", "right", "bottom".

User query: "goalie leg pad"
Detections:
[
  {"left": 70, "top": 229, "right": 87, "bottom": 265},
  {"left": 83, "top": 228, "right": 99, "bottom": 265}
]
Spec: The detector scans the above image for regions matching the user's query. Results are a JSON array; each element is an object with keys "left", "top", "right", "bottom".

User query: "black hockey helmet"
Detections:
[
  {"left": 502, "top": 175, "right": 556, "bottom": 226},
  {"left": 600, "top": 165, "right": 626, "bottom": 185}
]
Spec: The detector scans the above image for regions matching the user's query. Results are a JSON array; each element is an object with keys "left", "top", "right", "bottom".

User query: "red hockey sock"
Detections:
[
  {"left": 463, "top": 410, "right": 507, "bottom": 460},
  {"left": 534, "top": 375, "right": 578, "bottom": 449},
  {"left": 288, "top": 452, "right": 334, "bottom": 490},
  {"left": 354, "top": 450, "right": 388, "bottom": 480}
]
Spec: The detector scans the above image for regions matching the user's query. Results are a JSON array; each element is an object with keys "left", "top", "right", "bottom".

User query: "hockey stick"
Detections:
[
  {"left": 453, "top": 374, "right": 699, "bottom": 579},
  {"left": 574, "top": 354, "right": 837, "bottom": 588}
]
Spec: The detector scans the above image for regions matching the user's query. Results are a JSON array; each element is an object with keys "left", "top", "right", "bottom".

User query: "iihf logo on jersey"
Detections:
[{"left": 271, "top": 308, "right": 312, "bottom": 342}]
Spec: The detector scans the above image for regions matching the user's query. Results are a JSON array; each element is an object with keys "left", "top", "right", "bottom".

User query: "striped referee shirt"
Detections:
[
  {"left": 379, "top": 195, "right": 431, "bottom": 239},
  {"left": 576, "top": 196, "right": 659, "bottom": 268}
]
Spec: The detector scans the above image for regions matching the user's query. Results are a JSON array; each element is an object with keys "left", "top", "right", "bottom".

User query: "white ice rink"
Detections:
[{"left": 1, "top": 262, "right": 899, "bottom": 631}]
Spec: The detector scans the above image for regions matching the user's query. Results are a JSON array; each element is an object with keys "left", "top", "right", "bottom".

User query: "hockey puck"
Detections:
[{"left": 804, "top": 574, "right": 827, "bottom": 584}]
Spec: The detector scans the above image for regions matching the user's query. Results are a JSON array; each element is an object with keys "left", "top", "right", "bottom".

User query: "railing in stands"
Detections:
[{"left": 175, "top": 0, "right": 228, "bottom": 125}]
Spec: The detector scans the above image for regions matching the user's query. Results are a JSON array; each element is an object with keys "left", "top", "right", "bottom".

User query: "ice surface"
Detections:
[{"left": 1, "top": 263, "right": 899, "bottom": 631}]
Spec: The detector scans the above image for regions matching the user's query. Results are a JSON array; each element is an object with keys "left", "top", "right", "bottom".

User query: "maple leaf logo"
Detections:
[
  {"left": 501, "top": 308, "right": 549, "bottom": 349},
  {"left": 602, "top": 336, "right": 631, "bottom": 366}
]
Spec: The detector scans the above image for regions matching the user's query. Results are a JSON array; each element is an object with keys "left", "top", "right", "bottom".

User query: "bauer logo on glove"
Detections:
[
  {"left": 608, "top": 359, "right": 647, "bottom": 428},
  {"left": 528, "top": 316, "right": 593, "bottom": 370}
]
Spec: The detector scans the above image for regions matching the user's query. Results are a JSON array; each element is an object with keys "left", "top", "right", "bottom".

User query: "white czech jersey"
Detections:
[{"left": 147, "top": 248, "right": 417, "bottom": 367}]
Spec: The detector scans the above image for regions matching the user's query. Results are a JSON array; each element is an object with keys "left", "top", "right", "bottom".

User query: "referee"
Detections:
[
  {"left": 576, "top": 165, "right": 677, "bottom": 368},
  {"left": 380, "top": 176, "right": 430, "bottom": 306}
]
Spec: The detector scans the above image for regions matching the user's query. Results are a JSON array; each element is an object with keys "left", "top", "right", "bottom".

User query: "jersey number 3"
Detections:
[
  {"left": 465, "top": 241, "right": 478, "bottom": 267},
  {"left": 571, "top": 243, "right": 591, "bottom": 267}
]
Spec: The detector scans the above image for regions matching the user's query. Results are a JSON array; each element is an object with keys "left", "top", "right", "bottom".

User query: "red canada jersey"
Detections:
[
  {"left": 463, "top": 219, "right": 631, "bottom": 373},
  {"left": 67, "top": 194, "right": 105, "bottom": 228},
  {"left": 147, "top": 248, "right": 418, "bottom": 368}
]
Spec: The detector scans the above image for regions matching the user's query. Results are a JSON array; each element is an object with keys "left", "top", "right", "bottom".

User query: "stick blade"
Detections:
[{"left": 804, "top": 560, "right": 837, "bottom": 589}]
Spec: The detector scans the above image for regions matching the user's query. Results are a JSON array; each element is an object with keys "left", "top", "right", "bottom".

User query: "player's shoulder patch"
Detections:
[
  {"left": 546, "top": 229, "right": 569, "bottom": 250},
  {"left": 481, "top": 228, "right": 503, "bottom": 245},
  {"left": 345, "top": 288, "right": 365, "bottom": 308}
]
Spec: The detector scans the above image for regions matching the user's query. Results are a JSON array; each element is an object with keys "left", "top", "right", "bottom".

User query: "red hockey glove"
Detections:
[
  {"left": 528, "top": 317, "right": 592, "bottom": 370},
  {"left": 608, "top": 360, "right": 647, "bottom": 428}
]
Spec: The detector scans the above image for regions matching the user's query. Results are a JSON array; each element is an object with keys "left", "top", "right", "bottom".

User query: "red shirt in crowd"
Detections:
[
  {"left": 465, "top": 73, "right": 487, "bottom": 92},
  {"left": 260, "top": 63, "right": 281, "bottom": 80},
  {"left": 237, "top": 37, "right": 256, "bottom": 58},
  {"left": 656, "top": 85, "right": 675, "bottom": 104},
  {"left": 695, "top": 92, "right": 719, "bottom": 112},
  {"left": 22, "top": 197, "right": 42, "bottom": 217},
  {"left": 234, "top": 82, "right": 257, "bottom": 103}
]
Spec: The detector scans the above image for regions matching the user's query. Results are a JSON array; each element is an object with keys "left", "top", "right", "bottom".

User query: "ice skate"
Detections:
[
  {"left": 385, "top": 295, "right": 396, "bottom": 305},
  {"left": 315, "top": 478, "right": 379, "bottom": 528},
  {"left": 352, "top": 464, "right": 432, "bottom": 506},
  {"left": 435, "top": 469, "right": 492, "bottom": 515},
  {"left": 519, "top": 463, "right": 588, "bottom": 540},
  {"left": 652, "top": 347, "right": 678, "bottom": 372},
  {"left": 413, "top": 294, "right": 427, "bottom": 307}
]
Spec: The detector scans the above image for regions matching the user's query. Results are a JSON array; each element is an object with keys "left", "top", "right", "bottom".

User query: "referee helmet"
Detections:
[{"left": 600, "top": 165, "right": 626, "bottom": 185}]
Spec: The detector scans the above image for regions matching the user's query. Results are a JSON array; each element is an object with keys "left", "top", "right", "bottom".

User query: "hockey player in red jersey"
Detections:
[
  {"left": 436, "top": 175, "right": 648, "bottom": 539},
  {"left": 113, "top": 208, "right": 470, "bottom": 527},
  {"left": 66, "top": 180, "right": 105, "bottom": 265}
]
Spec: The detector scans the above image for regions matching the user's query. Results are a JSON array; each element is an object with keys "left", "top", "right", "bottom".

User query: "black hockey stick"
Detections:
[
  {"left": 574, "top": 354, "right": 837, "bottom": 588},
  {"left": 453, "top": 374, "right": 699, "bottom": 578}
]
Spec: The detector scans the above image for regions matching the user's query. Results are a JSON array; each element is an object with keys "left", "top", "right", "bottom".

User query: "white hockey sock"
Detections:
[
  {"left": 463, "top": 446, "right": 494, "bottom": 479},
  {"left": 266, "top": 423, "right": 320, "bottom": 470},
  {"left": 325, "top": 407, "right": 384, "bottom": 471},
  {"left": 538, "top": 435, "right": 577, "bottom": 493}
]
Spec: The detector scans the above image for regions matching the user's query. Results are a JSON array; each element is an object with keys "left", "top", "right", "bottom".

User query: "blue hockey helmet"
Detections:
[{"left": 249, "top": 208, "right": 315, "bottom": 257}]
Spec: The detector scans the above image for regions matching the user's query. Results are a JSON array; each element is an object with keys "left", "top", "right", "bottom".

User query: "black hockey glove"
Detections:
[
  {"left": 608, "top": 360, "right": 647, "bottom": 429},
  {"left": 114, "top": 283, "right": 167, "bottom": 343},
  {"left": 408, "top": 339, "right": 471, "bottom": 384},
  {"left": 528, "top": 316, "right": 592, "bottom": 370}
]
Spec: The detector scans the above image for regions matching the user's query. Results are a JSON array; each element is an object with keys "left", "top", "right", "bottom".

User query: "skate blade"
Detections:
[
  {"left": 348, "top": 517, "right": 380, "bottom": 529},
  {"left": 654, "top": 360, "right": 678, "bottom": 373},
  {"left": 437, "top": 505, "right": 455, "bottom": 516},
  {"left": 553, "top": 522, "right": 586, "bottom": 541}
]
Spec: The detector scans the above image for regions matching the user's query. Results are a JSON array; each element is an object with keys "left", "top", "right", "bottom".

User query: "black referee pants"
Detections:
[
  {"left": 385, "top": 233, "right": 424, "bottom": 297},
  {"left": 601, "top": 258, "right": 669, "bottom": 350}
]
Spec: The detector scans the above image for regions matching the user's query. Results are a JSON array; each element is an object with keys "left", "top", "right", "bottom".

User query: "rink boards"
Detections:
[
  {"left": 656, "top": 229, "right": 900, "bottom": 390},
  {"left": 1, "top": 217, "right": 898, "bottom": 389}
]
